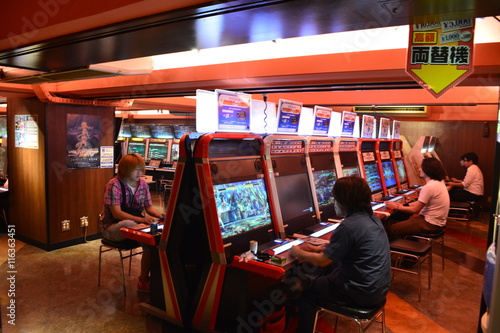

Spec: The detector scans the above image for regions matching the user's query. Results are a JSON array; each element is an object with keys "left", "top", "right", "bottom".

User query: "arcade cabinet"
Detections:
[
  {"left": 306, "top": 137, "right": 340, "bottom": 222},
  {"left": 358, "top": 139, "right": 385, "bottom": 202},
  {"left": 126, "top": 132, "right": 207, "bottom": 328},
  {"left": 185, "top": 133, "right": 286, "bottom": 332},
  {"left": 391, "top": 139, "right": 417, "bottom": 201},
  {"left": 333, "top": 137, "right": 362, "bottom": 179},
  {"left": 262, "top": 135, "right": 320, "bottom": 237}
]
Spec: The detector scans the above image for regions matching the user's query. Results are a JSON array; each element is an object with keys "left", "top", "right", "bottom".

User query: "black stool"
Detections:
[
  {"left": 405, "top": 229, "right": 445, "bottom": 272},
  {"left": 98, "top": 238, "right": 143, "bottom": 296},
  {"left": 448, "top": 201, "right": 474, "bottom": 222},
  {"left": 390, "top": 239, "right": 432, "bottom": 301},
  {"left": 313, "top": 299, "right": 386, "bottom": 333}
]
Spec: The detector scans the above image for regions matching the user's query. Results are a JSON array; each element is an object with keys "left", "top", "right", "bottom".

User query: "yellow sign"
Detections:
[{"left": 406, "top": 20, "right": 475, "bottom": 98}]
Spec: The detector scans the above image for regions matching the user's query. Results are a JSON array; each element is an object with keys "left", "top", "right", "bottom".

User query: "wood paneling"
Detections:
[
  {"left": 7, "top": 98, "right": 114, "bottom": 247},
  {"left": 401, "top": 121, "right": 497, "bottom": 204},
  {"left": 45, "top": 104, "right": 114, "bottom": 243},
  {"left": 7, "top": 98, "right": 47, "bottom": 243}
]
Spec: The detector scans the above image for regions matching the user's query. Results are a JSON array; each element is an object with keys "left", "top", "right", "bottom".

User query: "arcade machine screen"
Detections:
[
  {"left": 364, "top": 163, "right": 383, "bottom": 193},
  {"left": 150, "top": 125, "right": 174, "bottom": 139},
  {"left": 118, "top": 123, "right": 132, "bottom": 138},
  {"left": 381, "top": 161, "right": 397, "bottom": 188},
  {"left": 127, "top": 141, "right": 146, "bottom": 158},
  {"left": 275, "top": 173, "right": 315, "bottom": 234},
  {"left": 170, "top": 143, "right": 180, "bottom": 162},
  {"left": 312, "top": 169, "right": 336, "bottom": 207},
  {"left": 213, "top": 179, "right": 273, "bottom": 241},
  {"left": 396, "top": 160, "right": 408, "bottom": 184},
  {"left": 147, "top": 142, "right": 168, "bottom": 161},
  {"left": 130, "top": 124, "right": 152, "bottom": 138},
  {"left": 340, "top": 152, "right": 361, "bottom": 177}
]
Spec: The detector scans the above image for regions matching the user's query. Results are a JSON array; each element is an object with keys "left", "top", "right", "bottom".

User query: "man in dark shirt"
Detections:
[{"left": 290, "top": 176, "right": 391, "bottom": 332}]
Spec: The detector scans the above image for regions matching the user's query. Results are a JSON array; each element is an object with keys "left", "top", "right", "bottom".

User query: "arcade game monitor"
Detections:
[
  {"left": 147, "top": 142, "right": 168, "bottom": 161},
  {"left": 340, "top": 152, "right": 361, "bottom": 177},
  {"left": 312, "top": 169, "right": 336, "bottom": 207},
  {"left": 381, "top": 160, "right": 397, "bottom": 189},
  {"left": 396, "top": 159, "right": 408, "bottom": 184},
  {"left": 213, "top": 178, "right": 273, "bottom": 252},
  {"left": 364, "top": 163, "right": 383, "bottom": 194},
  {"left": 127, "top": 141, "right": 146, "bottom": 158},
  {"left": 275, "top": 172, "right": 316, "bottom": 235}
]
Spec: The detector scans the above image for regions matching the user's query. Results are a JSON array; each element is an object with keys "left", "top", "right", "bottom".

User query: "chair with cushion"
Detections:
[
  {"left": 404, "top": 228, "right": 445, "bottom": 273},
  {"left": 390, "top": 238, "right": 432, "bottom": 301},
  {"left": 97, "top": 238, "right": 143, "bottom": 296},
  {"left": 313, "top": 299, "right": 386, "bottom": 333}
]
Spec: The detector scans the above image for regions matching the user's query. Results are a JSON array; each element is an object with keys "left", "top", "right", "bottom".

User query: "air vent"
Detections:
[{"left": 352, "top": 105, "right": 428, "bottom": 117}]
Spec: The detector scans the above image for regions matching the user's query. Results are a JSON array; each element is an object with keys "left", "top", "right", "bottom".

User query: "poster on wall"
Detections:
[
  {"left": 14, "top": 115, "right": 38, "bottom": 149},
  {"left": 67, "top": 114, "right": 101, "bottom": 169}
]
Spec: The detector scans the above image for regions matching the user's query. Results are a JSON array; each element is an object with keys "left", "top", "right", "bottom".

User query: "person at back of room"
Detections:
[
  {"left": 385, "top": 157, "right": 450, "bottom": 239},
  {"left": 446, "top": 152, "right": 484, "bottom": 203},
  {"left": 290, "top": 176, "right": 391, "bottom": 333},
  {"left": 99, "top": 153, "right": 164, "bottom": 292}
]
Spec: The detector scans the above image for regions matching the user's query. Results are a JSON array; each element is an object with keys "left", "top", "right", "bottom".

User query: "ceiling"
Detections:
[{"left": 0, "top": 0, "right": 499, "bottom": 117}]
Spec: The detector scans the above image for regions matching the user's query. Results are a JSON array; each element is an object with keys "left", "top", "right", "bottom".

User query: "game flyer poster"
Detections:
[
  {"left": 67, "top": 114, "right": 101, "bottom": 169},
  {"left": 313, "top": 106, "right": 332, "bottom": 135},
  {"left": 217, "top": 90, "right": 251, "bottom": 132}
]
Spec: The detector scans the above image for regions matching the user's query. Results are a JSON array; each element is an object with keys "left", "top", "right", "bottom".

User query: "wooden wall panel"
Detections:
[
  {"left": 7, "top": 98, "right": 47, "bottom": 243},
  {"left": 401, "top": 121, "right": 497, "bottom": 205},
  {"left": 45, "top": 104, "right": 114, "bottom": 243}
]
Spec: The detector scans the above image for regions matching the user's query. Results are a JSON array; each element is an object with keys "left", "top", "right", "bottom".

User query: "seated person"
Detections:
[
  {"left": 290, "top": 176, "right": 391, "bottom": 333},
  {"left": 385, "top": 157, "right": 449, "bottom": 239},
  {"left": 99, "top": 153, "right": 164, "bottom": 292},
  {"left": 446, "top": 152, "right": 484, "bottom": 202}
]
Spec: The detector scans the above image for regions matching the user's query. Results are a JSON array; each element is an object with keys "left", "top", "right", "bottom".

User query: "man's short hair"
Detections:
[{"left": 460, "top": 152, "right": 478, "bottom": 164}]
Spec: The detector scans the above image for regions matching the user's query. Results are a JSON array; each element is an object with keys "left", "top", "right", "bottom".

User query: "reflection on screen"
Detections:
[
  {"left": 342, "top": 166, "right": 360, "bottom": 177},
  {"left": 382, "top": 161, "right": 397, "bottom": 188},
  {"left": 128, "top": 142, "right": 146, "bottom": 158},
  {"left": 214, "top": 179, "right": 272, "bottom": 239},
  {"left": 147, "top": 142, "right": 168, "bottom": 160},
  {"left": 364, "top": 163, "right": 383, "bottom": 192},
  {"left": 275, "top": 173, "right": 314, "bottom": 222},
  {"left": 313, "top": 169, "right": 336, "bottom": 207},
  {"left": 396, "top": 160, "right": 407, "bottom": 184}
]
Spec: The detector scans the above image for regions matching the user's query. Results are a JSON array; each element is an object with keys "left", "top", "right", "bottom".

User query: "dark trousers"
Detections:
[
  {"left": 449, "top": 188, "right": 482, "bottom": 203},
  {"left": 296, "top": 273, "right": 355, "bottom": 333}
]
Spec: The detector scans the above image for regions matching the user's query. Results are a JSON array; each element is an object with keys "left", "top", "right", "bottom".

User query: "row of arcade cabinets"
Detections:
[
  {"left": 120, "top": 138, "right": 180, "bottom": 168},
  {"left": 141, "top": 133, "right": 416, "bottom": 332}
]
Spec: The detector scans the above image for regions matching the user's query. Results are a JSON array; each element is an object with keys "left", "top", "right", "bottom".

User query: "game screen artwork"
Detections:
[
  {"left": 147, "top": 142, "right": 168, "bottom": 160},
  {"left": 364, "top": 163, "right": 383, "bottom": 192},
  {"left": 128, "top": 141, "right": 146, "bottom": 158},
  {"left": 396, "top": 160, "right": 408, "bottom": 184},
  {"left": 342, "top": 166, "right": 360, "bottom": 177},
  {"left": 170, "top": 143, "right": 180, "bottom": 162},
  {"left": 213, "top": 179, "right": 272, "bottom": 239},
  {"left": 382, "top": 161, "right": 397, "bottom": 188},
  {"left": 313, "top": 169, "right": 336, "bottom": 207}
]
